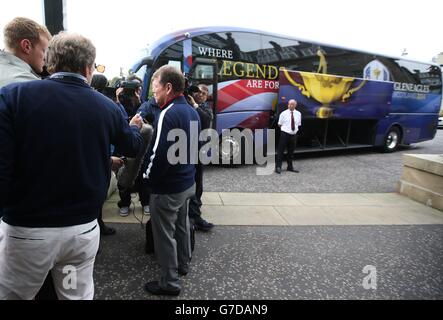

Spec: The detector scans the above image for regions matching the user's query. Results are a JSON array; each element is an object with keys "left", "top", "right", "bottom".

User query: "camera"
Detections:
[
  {"left": 115, "top": 79, "right": 142, "bottom": 117},
  {"left": 117, "top": 80, "right": 141, "bottom": 96},
  {"left": 183, "top": 77, "right": 200, "bottom": 97},
  {"left": 102, "top": 86, "right": 117, "bottom": 101}
]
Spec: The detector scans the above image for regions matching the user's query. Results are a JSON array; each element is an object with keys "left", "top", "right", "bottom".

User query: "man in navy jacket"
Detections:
[
  {"left": 143, "top": 65, "right": 200, "bottom": 296},
  {"left": 0, "top": 32, "right": 143, "bottom": 300}
]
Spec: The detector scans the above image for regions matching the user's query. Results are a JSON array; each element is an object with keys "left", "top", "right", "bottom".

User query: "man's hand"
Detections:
[
  {"left": 134, "top": 90, "right": 141, "bottom": 105},
  {"left": 129, "top": 113, "right": 143, "bottom": 129},
  {"left": 187, "top": 95, "right": 198, "bottom": 108},
  {"left": 111, "top": 156, "right": 124, "bottom": 171},
  {"left": 115, "top": 87, "right": 124, "bottom": 103}
]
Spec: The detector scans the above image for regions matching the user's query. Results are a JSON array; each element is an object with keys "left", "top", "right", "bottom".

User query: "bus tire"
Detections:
[
  {"left": 219, "top": 131, "right": 252, "bottom": 165},
  {"left": 381, "top": 126, "right": 401, "bottom": 153},
  {"left": 219, "top": 134, "right": 242, "bottom": 165}
]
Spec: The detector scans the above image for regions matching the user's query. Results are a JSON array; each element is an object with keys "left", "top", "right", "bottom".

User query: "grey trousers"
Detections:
[{"left": 150, "top": 184, "right": 196, "bottom": 290}]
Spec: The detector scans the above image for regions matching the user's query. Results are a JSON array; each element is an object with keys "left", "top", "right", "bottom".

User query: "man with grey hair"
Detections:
[
  {"left": 0, "top": 17, "right": 51, "bottom": 87},
  {"left": 143, "top": 65, "right": 200, "bottom": 296},
  {"left": 0, "top": 32, "right": 143, "bottom": 300}
]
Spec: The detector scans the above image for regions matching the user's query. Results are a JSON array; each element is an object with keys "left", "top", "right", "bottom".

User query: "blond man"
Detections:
[{"left": 0, "top": 17, "right": 51, "bottom": 87}]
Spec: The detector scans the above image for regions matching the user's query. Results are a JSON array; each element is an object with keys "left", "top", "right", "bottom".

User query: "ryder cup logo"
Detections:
[{"left": 364, "top": 60, "right": 390, "bottom": 82}]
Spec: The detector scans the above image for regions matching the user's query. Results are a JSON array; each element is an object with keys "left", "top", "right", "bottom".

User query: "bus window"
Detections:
[
  {"left": 192, "top": 64, "right": 214, "bottom": 80},
  {"left": 132, "top": 64, "right": 148, "bottom": 100},
  {"left": 214, "top": 32, "right": 261, "bottom": 63},
  {"left": 160, "top": 42, "right": 183, "bottom": 61},
  {"left": 133, "top": 64, "right": 147, "bottom": 83},
  {"left": 260, "top": 35, "right": 300, "bottom": 64},
  {"left": 168, "top": 60, "right": 182, "bottom": 72}
]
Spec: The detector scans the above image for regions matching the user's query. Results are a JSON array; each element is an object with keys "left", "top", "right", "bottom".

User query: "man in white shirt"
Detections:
[
  {"left": 276, "top": 99, "right": 302, "bottom": 174},
  {"left": 0, "top": 17, "right": 51, "bottom": 88}
]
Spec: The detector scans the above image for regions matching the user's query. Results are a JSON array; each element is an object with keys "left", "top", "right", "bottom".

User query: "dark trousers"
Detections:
[
  {"left": 35, "top": 273, "right": 58, "bottom": 300},
  {"left": 188, "top": 163, "right": 203, "bottom": 221},
  {"left": 277, "top": 132, "right": 297, "bottom": 170},
  {"left": 118, "top": 173, "right": 150, "bottom": 208},
  {"left": 98, "top": 208, "right": 106, "bottom": 228}
]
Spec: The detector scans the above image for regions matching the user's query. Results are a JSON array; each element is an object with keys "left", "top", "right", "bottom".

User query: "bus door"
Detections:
[{"left": 188, "top": 57, "right": 219, "bottom": 130}]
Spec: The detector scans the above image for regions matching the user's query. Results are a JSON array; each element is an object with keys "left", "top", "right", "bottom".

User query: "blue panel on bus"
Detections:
[
  {"left": 391, "top": 93, "right": 441, "bottom": 114},
  {"left": 375, "top": 114, "right": 438, "bottom": 145},
  {"left": 278, "top": 70, "right": 393, "bottom": 120}
]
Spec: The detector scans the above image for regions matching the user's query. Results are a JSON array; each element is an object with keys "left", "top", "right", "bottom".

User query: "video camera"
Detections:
[
  {"left": 117, "top": 80, "right": 141, "bottom": 97},
  {"left": 114, "top": 78, "right": 142, "bottom": 118},
  {"left": 183, "top": 76, "right": 200, "bottom": 98}
]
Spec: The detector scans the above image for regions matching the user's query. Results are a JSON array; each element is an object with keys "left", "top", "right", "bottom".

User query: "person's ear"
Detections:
[
  {"left": 166, "top": 83, "right": 173, "bottom": 94},
  {"left": 19, "top": 39, "right": 33, "bottom": 54},
  {"left": 84, "top": 64, "right": 94, "bottom": 83}
]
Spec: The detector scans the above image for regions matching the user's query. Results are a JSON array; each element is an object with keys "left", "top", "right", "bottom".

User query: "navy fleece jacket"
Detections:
[
  {"left": 0, "top": 76, "right": 143, "bottom": 227},
  {"left": 144, "top": 95, "right": 200, "bottom": 194}
]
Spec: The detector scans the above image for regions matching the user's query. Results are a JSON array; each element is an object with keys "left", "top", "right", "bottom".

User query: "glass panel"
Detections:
[
  {"left": 133, "top": 64, "right": 146, "bottom": 81},
  {"left": 168, "top": 60, "right": 182, "bottom": 72},
  {"left": 260, "top": 35, "right": 300, "bottom": 65},
  {"left": 192, "top": 64, "right": 214, "bottom": 80},
  {"left": 392, "top": 60, "right": 442, "bottom": 93},
  {"left": 159, "top": 41, "right": 183, "bottom": 61},
  {"left": 192, "top": 32, "right": 261, "bottom": 63}
]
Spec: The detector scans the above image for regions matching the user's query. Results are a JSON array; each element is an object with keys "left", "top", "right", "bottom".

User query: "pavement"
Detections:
[
  {"left": 103, "top": 192, "right": 443, "bottom": 226},
  {"left": 97, "top": 191, "right": 443, "bottom": 299}
]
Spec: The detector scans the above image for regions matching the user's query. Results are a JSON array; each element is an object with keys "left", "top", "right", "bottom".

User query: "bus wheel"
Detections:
[
  {"left": 219, "top": 135, "right": 242, "bottom": 165},
  {"left": 382, "top": 127, "right": 401, "bottom": 153}
]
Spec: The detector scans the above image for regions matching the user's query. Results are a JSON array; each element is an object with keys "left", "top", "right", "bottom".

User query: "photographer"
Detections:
[
  {"left": 114, "top": 75, "right": 151, "bottom": 216},
  {"left": 186, "top": 84, "right": 214, "bottom": 232},
  {"left": 116, "top": 75, "right": 142, "bottom": 119}
]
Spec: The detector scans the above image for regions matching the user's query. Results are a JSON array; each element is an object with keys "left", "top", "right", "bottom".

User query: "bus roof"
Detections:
[{"left": 131, "top": 26, "right": 440, "bottom": 73}]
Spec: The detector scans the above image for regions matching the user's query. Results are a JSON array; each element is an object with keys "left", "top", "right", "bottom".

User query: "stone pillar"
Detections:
[{"left": 398, "top": 154, "right": 443, "bottom": 211}]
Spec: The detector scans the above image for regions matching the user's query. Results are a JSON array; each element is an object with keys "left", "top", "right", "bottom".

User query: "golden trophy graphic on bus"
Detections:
[{"left": 283, "top": 50, "right": 366, "bottom": 118}]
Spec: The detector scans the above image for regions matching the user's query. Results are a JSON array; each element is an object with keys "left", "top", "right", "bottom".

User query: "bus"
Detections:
[{"left": 129, "top": 26, "right": 442, "bottom": 162}]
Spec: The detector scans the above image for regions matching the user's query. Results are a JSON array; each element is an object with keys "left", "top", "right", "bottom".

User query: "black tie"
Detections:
[{"left": 291, "top": 111, "right": 295, "bottom": 131}]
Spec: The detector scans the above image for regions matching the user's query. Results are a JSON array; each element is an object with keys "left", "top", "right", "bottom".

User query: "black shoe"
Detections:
[
  {"left": 178, "top": 267, "right": 189, "bottom": 276},
  {"left": 287, "top": 168, "right": 299, "bottom": 173},
  {"left": 100, "top": 224, "right": 116, "bottom": 236},
  {"left": 195, "top": 219, "right": 214, "bottom": 232},
  {"left": 144, "top": 281, "right": 180, "bottom": 296},
  {"left": 275, "top": 167, "right": 282, "bottom": 174}
]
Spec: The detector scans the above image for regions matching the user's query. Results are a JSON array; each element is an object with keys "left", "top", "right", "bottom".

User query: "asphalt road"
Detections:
[
  {"left": 204, "top": 130, "right": 443, "bottom": 193},
  {"left": 95, "top": 224, "right": 443, "bottom": 300}
]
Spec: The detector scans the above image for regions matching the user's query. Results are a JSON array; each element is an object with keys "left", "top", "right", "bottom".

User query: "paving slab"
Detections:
[
  {"left": 291, "top": 193, "right": 378, "bottom": 207},
  {"left": 218, "top": 192, "right": 303, "bottom": 206},
  {"left": 201, "top": 192, "right": 223, "bottom": 205},
  {"left": 201, "top": 205, "right": 288, "bottom": 226},
  {"left": 359, "top": 193, "right": 430, "bottom": 207},
  {"left": 273, "top": 206, "right": 335, "bottom": 225}
]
